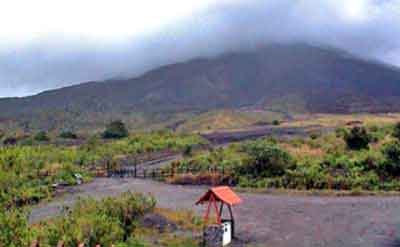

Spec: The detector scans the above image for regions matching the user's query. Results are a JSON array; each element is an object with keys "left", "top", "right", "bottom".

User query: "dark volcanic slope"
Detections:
[{"left": 1, "top": 43, "right": 400, "bottom": 117}]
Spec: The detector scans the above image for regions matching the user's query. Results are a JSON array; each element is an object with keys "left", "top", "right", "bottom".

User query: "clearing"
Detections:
[{"left": 30, "top": 178, "right": 400, "bottom": 247}]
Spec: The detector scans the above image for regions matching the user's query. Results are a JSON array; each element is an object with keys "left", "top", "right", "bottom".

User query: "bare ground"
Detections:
[{"left": 30, "top": 178, "right": 400, "bottom": 247}]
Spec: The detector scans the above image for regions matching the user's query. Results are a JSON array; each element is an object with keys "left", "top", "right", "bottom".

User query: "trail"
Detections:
[{"left": 30, "top": 178, "right": 400, "bottom": 247}]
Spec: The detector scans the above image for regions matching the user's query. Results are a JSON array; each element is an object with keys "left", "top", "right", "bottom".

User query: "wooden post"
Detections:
[
  {"left": 143, "top": 169, "right": 147, "bottom": 178},
  {"left": 228, "top": 205, "right": 235, "bottom": 239},
  {"left": 134, "top": 163, "right": 137, "bottom": 178},
  {"left": 152, "top": 169, "right": 155, "bottom": 178}
]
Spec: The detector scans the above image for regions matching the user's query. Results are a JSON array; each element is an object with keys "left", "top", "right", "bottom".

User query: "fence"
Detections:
[
  {"left": 31, "top": 241, "right": 116, "bottom": 247},
  {"left": 106, "top": 163, "right": 226, "bottom": 180}
]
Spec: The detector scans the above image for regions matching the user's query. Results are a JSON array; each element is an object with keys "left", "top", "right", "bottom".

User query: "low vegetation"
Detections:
[
  {"left": 167, "top": 124, "right": 400, "bottom": 191},
  {"left": 2, "top": 192, "right": 202, "bottom": 247},
  {"left": 0, "top": 123, "right": 207, "bottom": 246},
  {"left": 0, "top": 129, "right": 206, "bottom": 209}
]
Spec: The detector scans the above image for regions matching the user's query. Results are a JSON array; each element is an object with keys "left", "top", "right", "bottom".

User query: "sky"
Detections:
[{"left": 0, "top": 0, "right": 400, "bottom": 98}]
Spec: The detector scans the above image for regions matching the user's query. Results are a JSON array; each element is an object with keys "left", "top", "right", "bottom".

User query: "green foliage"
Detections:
[
  {"left": 182, "top": 145, "right": 193, "bottom": 157},
  {"left": 240, "top": 140, "right": 293, "bottom": 177},
  {"left": 272, "top": 120, "right": 281, "bottom": 126},
  {"left": 34, "top": 131, "right": 50, "bottom": 142},
  {"left": 381, "top": 141, "right": 400, "bottom": 176},
  {"left": 3, "top": 136, "right": 17, "bottom": 145},
  {"left": 0, "top": 209, "right": 32, "bottom": 247},
  {"left": 59, "top": 131, "right": 78, "bottom": 139},
  {"left": 102, "top": 120, "right": 129, "bottom": 139},
  {"left": 0, "top": 131, "right": 205, "bottom": 209},
  {"left": 344, "top": 126, "right": 371, "bottom": 150},
  {"left": 168, "top": 125, "right": 400, "bottom": 191},
  {"left": 33, "top": 192, "right": 155, "bottom": 247},
  {"left": 393, "top": 122, "right": 400, "bottom": 140}
]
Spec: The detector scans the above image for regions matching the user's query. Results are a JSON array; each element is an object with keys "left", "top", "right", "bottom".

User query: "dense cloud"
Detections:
[{"left": 0, "top": 0, "right": 399, "bottom": 97}]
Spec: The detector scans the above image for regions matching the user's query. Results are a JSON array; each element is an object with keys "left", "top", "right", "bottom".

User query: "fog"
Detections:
[{"left": 0, "top": 0, "right": 399, "bottom": 97}]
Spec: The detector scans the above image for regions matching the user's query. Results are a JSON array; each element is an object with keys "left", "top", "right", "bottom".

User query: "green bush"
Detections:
[
  {"left": 393, "top": 122, "right": 400, "bottom": 140},
  {"left": 102, "top": 121, "right": 129, "bottom": 139},
  {"left": 381, "top": 141, "right": 400, "bottom": 176},
  {"left": 34, "top": 192, "right": 155, "bottom": 247},
  {"left": 239, "top": 140, "right": 293, "bottom": 177},
  {"left": 0, "top": 209, "right": 32, "bottom": 247},
  {"left": 59, "top": 131, "right": 78, "bottom": 139},
  {"left": 272, "top": 120, "right": 281, "bottom": 126},
  {"left": 3, "top": 136, "right": 17, "bottom": 145},
  {"left": 34, "top": 131, "right": 50, "bottom": 142},
  {"left": 344, "top": 126, "right": 371, "bottom": 150},
  {"left": 182, "top": 145, "right": 193, "bottom": 157}
]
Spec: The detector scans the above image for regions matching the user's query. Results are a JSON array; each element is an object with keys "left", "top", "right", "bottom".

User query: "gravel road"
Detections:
[{"left": 30, "top": 178, "right": 400, "bottom": 247}]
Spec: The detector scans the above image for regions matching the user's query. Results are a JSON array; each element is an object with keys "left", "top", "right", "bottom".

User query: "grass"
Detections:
[
  {"left": 283, "top": 113, "right": 400, "bottom": 128},
  {"left": 176, "top": 109, "right": 285, "bottom": 133}
]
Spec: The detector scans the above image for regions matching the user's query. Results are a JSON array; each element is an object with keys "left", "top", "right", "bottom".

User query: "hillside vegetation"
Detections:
[{"left": 168, "top": 123, "right": 400, "bottom": 191}]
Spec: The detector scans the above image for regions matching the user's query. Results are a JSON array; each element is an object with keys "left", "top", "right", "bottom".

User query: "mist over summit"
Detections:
[{"left": 1, "top": 43, "right": 400, "bottom": 130}]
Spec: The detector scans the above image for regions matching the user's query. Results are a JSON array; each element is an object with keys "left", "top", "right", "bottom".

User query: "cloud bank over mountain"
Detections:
[{"left": 0, "top": 0, "right": 399, "bottom": 97}]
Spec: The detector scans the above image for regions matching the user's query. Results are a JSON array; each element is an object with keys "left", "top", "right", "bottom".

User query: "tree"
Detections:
[
  {"left": 102, "top": 121, "right": 128, "bottom": 139},
  {"left": 382, "top": 141, "right": 400, "bottom": 176},
  {"left": 34, "top": 131, "right": 50, "bottom": 142},
  {"left": 240, "top": 140, "right": 293, "bottom": 177},
  {"left": 344, "top": 126, "right": 371, "bottom": 150},
  {"left": 59, "top": 131, "right": 78, "bottom": 139}
]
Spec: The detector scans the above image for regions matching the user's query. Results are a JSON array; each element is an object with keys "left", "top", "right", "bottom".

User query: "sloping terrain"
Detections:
[{"left": 1, "top": 43, "right": 400, "bottom": 130}]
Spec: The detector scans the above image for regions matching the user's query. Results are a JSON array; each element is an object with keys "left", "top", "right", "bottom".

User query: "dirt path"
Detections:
[{"left": 30, "top": 178, "right": 400, "bottom": 247}]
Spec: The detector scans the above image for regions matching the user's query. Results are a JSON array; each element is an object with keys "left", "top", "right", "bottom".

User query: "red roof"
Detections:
[{"left": 196, "top": 186, "right": 242, "bottom": 206}]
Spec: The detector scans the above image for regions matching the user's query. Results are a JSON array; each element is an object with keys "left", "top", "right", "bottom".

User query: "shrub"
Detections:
[
  {"left": 33, "top": 192, "right": 155, "bottom": 247},
  {"left": 34, "top": 131, "right": 50, "bottom": 142},
  {"left": 381, "top": 141, "right": 400, "bottom": 176},
  {"left": 59, "top": 131, "right": 78, "bottom": 139},
  {"left": 3, "top": 136, "right": 17, "bottom": 145},
  {"left": 335, "top": 127, "right": 347, "bottom": 138},
  {"left": 309, "top": 132, "right": 320, "bottom": 140},
  {"left": 240, "top": 140, "right": 293, "bottom": 177},
  {"left": 102, "top": 121, "right": 129, "bottom": 139},
  {"left": 272, "top": 120, "right": 281, "bottom": 126},
  {"left": 0, "top": 209, "right": 31, "bottom": 247},
  {"left": 393, "top": 122, "right": 400, "bottom": 140},
  {"left": 183, "top": 145, "right": 193, "bottom": 157},
  {"left": 344, "top": 126, "right": 371, "bottom": 150}
]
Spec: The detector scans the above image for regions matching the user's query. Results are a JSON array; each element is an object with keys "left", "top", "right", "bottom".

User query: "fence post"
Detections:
[
  {"left": 143, "top": 169, "right": 147, "bottom": 179},
  {"left": 134, "top": 163, "right": 137, "bottom": 178},
  {"left": 152, "top": 169, "right": 156, "bottom": 178}
]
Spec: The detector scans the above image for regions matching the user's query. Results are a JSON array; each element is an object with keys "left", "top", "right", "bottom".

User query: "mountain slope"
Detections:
[{"left": 1, "top": 43, "right": 400, "bottom": 124}]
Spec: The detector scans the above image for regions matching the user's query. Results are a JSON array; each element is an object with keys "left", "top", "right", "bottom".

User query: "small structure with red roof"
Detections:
[{"left": 196, "top": 186, "right": 242, "bottom": 242}]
